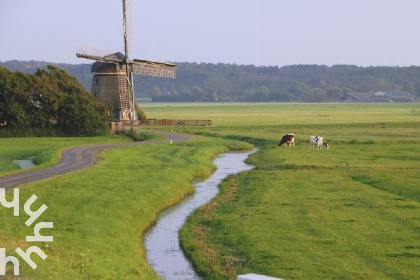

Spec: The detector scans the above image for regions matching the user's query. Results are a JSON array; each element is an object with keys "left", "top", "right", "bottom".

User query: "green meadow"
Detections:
[
  {"left": 1, "top": 103, "right": 419, "bottom": 279},
  {"left": 140, "top": 103, "right": 420, "bottom": 280},
  {"left": 0, "top": 136, "right": 130, "bottom": 175},
  {"left": 0, "top": 133, "right": 250, "bottom": 279}
]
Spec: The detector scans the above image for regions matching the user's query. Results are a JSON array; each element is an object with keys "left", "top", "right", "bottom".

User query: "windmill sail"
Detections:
[
  {"left": 76, "top": 53, "right": 124, "bottom": 64},
  {"left": 132, "top": 59, "right": 176, "bottom": 78},
  {"left": 117, "top": 74, "right": 133, "bottom": 120}
]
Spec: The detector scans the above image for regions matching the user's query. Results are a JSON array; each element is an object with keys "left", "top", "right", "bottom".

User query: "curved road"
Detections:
[{"left": 0, "top": 131, "right": 193, "bottom": 190}]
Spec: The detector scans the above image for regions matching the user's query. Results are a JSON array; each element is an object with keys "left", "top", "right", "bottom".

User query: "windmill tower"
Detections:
[{"left": 76, "top": 0, "right": 176, "bottom": 123}]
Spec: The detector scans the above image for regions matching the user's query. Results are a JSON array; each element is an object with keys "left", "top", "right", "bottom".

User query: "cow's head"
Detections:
[{"left": 323, "top": 140, "right": 329, "bottom": 149}]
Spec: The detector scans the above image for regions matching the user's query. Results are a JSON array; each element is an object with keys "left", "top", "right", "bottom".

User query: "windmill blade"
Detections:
[
  {"left": 76, "top": 53, "right": 125, "bottom": 64},
  {"left": 122, "top": 0, "right": 132, "bottom": 62},
  {"left": 124, "top": 0, "right": 133, "bottom": 59},
  {"left": 76, "top": 45, "right": 124, "bottom": 63},
  {"left": 117, "top": 74, "right": 133, "bottom": 116},
  {"left": 77, "top": 54, "right": 122, "bottom": 64},
  {"left": 77, "top": 45, "right": 114, "bottom": 57},
  {"left": 131, "top": 59, "right": 176, "bottom": 78}
]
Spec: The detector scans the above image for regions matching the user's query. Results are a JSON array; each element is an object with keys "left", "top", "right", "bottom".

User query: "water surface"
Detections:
[
  {"left": 12, "top": 157, "right": 35, "bottom": 169},
  {"left": 144, "top": 150, "right": 255, "bottom": 280}
]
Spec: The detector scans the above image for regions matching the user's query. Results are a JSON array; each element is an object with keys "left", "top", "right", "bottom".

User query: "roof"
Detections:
[{"left": 344, "top": 91, "right": 416, "bottom": 102}]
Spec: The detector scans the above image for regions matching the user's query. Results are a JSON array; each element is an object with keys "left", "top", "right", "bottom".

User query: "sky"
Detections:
[{"left": 1, "top": 0, "right": 420, "bottom": 67}]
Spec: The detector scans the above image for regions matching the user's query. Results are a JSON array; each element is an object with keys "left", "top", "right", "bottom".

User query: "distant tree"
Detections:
[
  {"left": 151, "top": 86, "right": 162, "bottom": 98},
  {"left": 2, "top": 61, "right": 420, "bottom": 102}
]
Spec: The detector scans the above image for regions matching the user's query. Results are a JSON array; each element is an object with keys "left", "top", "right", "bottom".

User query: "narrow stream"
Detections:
[{"left": 144, "top": 149, "right": 255, "bottom": 280}]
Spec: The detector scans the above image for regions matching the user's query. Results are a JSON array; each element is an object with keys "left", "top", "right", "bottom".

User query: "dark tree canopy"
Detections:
[{"left": 0, "top": 65, "right": 111, "bottom": 137}]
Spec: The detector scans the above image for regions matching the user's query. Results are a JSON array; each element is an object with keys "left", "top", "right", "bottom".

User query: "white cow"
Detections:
[{"left": 309, "top": 136, "right": 329, "bottom": 149}]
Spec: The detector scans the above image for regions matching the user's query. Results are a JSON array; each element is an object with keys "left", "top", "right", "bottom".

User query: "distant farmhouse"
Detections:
[{"left": 344, "top": 91, "right": 417, "bottom": 102}]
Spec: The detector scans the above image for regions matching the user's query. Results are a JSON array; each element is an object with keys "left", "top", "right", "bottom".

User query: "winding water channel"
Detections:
[{"left": 144, "top": 149, "right": 256, "bottom": 280}]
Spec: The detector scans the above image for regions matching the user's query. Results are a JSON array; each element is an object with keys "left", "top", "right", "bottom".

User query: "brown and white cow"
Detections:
[
  {"left": 309, "top": 136, "right": 329, "bottom": 149},
  {"left": 278, "top": 133, "right": 295, "bottom": 147}
]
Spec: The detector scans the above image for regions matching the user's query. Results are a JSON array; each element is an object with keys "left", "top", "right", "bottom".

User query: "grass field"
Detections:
[
  {"left": 0, "top": 136, "right": 131, "bottom": 175},
  {"left": 141, "top": 102, "right": 420, "bottom": 126},
  {"left": 139, "top": 103, "right": 420, "bottom": 280},
  {"left": 1, "top": 103, "right": 419, "bottom": 280},
  {"left": 0, "top": 134, "right": 250, "bottom": 279}
]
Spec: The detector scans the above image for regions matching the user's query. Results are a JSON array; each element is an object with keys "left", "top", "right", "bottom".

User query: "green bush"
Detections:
[
  {"left": 120, "top": 130, "right": 158, "bottom": 142},
  {"left": 0, "top": 65, "right": 111, "bottom": 137}
]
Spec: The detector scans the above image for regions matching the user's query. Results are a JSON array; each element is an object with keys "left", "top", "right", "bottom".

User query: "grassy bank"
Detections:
[
  {"left": 0, "top": 131, "right": 161, "bottom": 175},
  {"left": 0, "top": 136, "right": 251, "bottom": 279},
  {"left": 0, "top": 136, "right": 131, "bottom": 175},
  {"left": 138, "top": 103, "right": 420, "bottom": 280},
  {"left": 181, "top": 146, "right": 419, "bottom": 279}
]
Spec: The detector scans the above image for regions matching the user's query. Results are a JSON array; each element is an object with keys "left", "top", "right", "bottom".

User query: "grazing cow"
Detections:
[
  {"left": 309, "top": 136, "right": 329, "bottom": 149},
  {"left": 0, "top": 120, "right": 6, "bottom": 126},
  {"left": 278, "top": 133, "right": 295, "bottom": 147}
]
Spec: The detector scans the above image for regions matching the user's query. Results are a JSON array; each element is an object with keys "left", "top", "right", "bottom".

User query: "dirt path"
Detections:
[{"left": 0, "top": 131, "right": 193, "bottom": 190}]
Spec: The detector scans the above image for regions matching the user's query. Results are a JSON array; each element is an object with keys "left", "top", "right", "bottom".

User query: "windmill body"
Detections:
[
  {"left": 77, "top": 0, "right": 176, "bottom": 122},
  {"left": 88, "top": 52, "right": 131, "bottom": 121}
]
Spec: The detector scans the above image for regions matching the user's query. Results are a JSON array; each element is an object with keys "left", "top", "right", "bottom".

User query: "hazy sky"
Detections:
[{"left": 1, "top": 0, "right": 419, "bottom": 67}]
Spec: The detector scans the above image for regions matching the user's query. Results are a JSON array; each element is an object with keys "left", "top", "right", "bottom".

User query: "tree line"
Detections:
[
  {"left": 1, "top": 60, "right": 420, "bottom": 102},
  {"left": 0, "top": 65, "right": 111, "bottom": 137}
]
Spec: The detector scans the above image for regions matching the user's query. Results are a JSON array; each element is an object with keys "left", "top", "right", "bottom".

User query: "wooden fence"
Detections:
[{"left": 136, "top": 119, "right": 212, "bottom": 126}]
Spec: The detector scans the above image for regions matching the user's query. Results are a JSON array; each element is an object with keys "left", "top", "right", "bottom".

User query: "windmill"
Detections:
[{"left": 76, "top": 0, "right": 176, "bottom": 123}]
